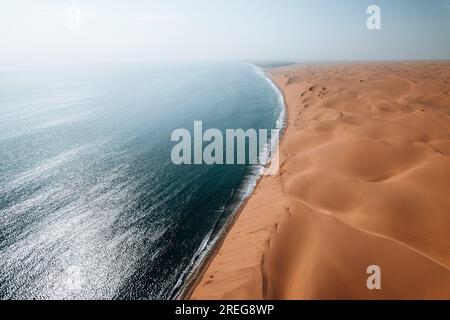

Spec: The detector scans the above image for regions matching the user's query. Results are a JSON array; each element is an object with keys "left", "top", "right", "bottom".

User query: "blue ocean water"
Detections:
[{"left": 0, "top": 62, "right": 284, "bottom": 299}]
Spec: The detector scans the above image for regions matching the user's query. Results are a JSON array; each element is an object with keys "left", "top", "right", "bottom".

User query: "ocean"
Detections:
[{"left": 0, "top": 62, "right": 284, "bottom": 299}]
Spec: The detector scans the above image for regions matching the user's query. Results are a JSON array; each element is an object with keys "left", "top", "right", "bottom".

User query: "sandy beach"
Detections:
[{"left": 190, "top": 61, "right": 450, "bottom": 300}]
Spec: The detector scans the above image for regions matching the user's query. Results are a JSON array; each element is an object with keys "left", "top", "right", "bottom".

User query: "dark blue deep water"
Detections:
[{"left": 0, "top": 62, "right": 284, "bottom": 299}]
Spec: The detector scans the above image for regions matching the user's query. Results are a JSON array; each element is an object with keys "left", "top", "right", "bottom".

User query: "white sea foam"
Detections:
[{"left": 174, "top": 63, "right": 287, "bottom": 298}]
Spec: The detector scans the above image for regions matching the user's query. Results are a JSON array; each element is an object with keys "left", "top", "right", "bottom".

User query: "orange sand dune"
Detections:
[{"left": 190, "top": 62, "right": 450, "bottom": 300}]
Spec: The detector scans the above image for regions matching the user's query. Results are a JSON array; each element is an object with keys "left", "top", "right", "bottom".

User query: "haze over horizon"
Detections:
[{"left": 1, "top": 0, "right": 450, "bottom": 70}]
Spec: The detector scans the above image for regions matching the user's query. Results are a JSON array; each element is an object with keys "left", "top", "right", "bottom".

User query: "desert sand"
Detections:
[{"left": 190, "top": 62, "right": 450, "bottom": 300}]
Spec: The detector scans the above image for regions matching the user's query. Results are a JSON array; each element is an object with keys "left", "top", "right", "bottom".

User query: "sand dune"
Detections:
[{"left": 190, "top": 62, "right": 450, "bottom": 300}]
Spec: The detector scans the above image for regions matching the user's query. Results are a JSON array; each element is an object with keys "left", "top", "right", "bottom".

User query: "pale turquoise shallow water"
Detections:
[{"left": 0, "top": 62, "right": 284, "bottom": 299}]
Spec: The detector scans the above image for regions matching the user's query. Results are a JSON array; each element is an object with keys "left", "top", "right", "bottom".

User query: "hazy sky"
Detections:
[{"left": 1, "top": 0, "right": 450, "bottom": 69}]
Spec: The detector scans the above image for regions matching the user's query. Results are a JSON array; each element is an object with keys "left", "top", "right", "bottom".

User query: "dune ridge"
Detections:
[{"left": 190, "top": 62, "right": 450, "bottom": 300}]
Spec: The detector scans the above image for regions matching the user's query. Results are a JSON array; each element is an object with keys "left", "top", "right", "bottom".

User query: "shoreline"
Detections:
[
  {"left": 178, "top": 68, "right": 288, "bottom": 300},
  {"left": 188, "top": 61, "right": 450, "bottom": 299},
  {"left": 179, "top": 173, "right": 264, "bottom": 299}
]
